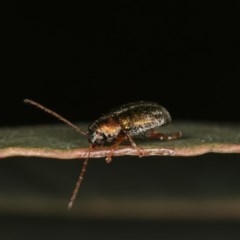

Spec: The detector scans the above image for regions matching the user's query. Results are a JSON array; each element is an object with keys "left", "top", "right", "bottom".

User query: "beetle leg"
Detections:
[
  {"left": 106, "top": 133, "right": 144, "bottom": 163},
  {"left": 125, "top": 133, "right": 145, "bottom": 157},
  {"left": 105, "top": 136, "right": 126, "bottom": 163},
  {"left": 147, "top": 131, "right": 182, "bottom": 141}
]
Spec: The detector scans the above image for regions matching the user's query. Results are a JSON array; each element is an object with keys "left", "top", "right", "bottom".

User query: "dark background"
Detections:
[
  {"left": 2, "top": 1, "right": 240, "bottom": 240},
  {"left": 4, "top": 1, "right": 240, "bottom": 127}
]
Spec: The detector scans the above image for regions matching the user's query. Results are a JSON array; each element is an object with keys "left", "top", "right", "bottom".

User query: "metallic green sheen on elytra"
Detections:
[{"left": 88, "top": 101, "right": 172, "bottom": 146}]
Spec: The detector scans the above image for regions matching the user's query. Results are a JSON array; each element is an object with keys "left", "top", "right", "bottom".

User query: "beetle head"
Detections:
[
  {"left": 88, "top": 129, "right": 107, "bottom": 146},
  {"left": 88, "top": 120, "right": 108, "bottom": 146}
]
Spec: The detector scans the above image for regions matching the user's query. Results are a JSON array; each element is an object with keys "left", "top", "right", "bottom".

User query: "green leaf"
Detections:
[
  {"left": 1, "top": 122, "right": 240, "bottom": 219},
  {"left": 0, "top": 122, "right": 240, "bottom": 159}
]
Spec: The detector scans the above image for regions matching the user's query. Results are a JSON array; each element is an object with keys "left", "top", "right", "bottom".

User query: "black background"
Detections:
[{"left": 4, "top": 1, "right": 240, "bottom": 127}]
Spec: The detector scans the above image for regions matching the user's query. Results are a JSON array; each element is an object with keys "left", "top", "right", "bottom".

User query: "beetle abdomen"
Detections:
[{"left": 111, "top": 101, "right": 171, "bottom": 136}]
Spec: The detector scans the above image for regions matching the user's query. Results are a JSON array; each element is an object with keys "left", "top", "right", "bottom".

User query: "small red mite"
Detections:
[{"left": 24, "top": 99, "right": 182, "bottom": 209}]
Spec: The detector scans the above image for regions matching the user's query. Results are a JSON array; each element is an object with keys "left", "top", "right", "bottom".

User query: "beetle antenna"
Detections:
[
  {"left": 24, "top": 99, "right": 87, "bottom": 136},
  {"left": 68, "top": 146, "right": 92, "bottom": 209}
]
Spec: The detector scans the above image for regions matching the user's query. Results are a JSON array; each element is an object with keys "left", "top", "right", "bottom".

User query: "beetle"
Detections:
[{"left": 24, "top": 99, "right": 181, "bottom": 209}]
